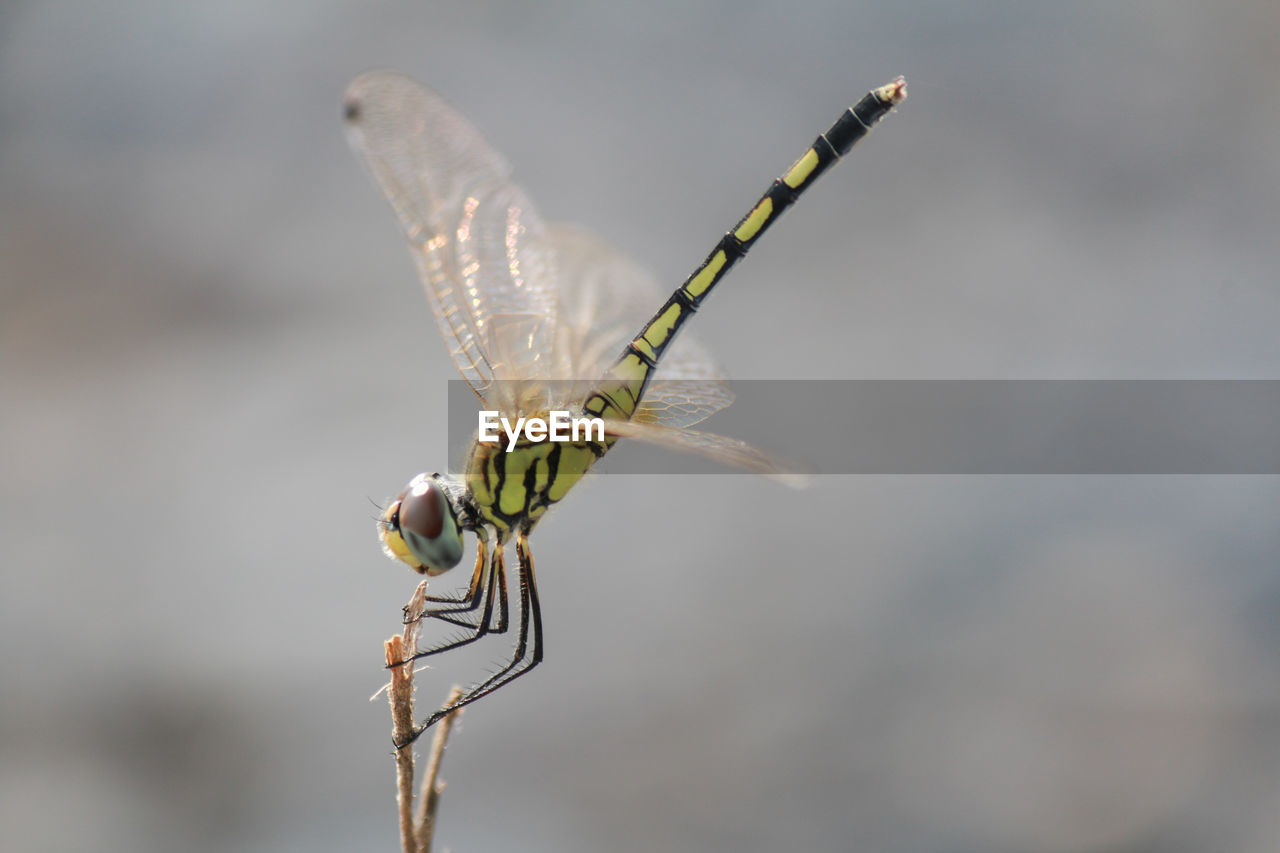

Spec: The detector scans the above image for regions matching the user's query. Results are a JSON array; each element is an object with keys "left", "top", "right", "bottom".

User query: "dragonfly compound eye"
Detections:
[{"left": 379, "top": 473, "right": 464, "bottom": 575}]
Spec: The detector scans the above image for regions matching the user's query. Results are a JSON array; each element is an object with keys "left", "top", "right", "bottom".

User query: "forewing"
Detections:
[{"left": 344, "top": 71, "right": 558, "bottom": 408}]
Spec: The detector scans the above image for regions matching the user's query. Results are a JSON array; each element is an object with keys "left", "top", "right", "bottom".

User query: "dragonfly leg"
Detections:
[
  {"left": 400, "top": 539, "right": 506, "bottom": 660},
  {"left": 396, "top": 530, "right": 542, "bottom": 748},
  {"left": 404, "top": 532, "right": 488, "bottom": 618},
  {"left": 424, "top": 541, "right": 510, "bottom": 635},
  {"left": 413, "top": 531, "right": 506, "bottom": 635}
]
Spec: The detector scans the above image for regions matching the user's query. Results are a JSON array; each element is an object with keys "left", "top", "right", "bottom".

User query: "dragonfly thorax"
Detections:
[{"left": 464, "top": 426, "right": 611, "bottom": 535}]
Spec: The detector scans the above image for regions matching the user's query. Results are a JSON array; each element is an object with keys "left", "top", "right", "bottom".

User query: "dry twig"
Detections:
[
  {"left": 414, "top": 685, "right": 464, "bottom": 852},
  {"left": 383, "top": 581, "right": 464, "bottom": 853}
]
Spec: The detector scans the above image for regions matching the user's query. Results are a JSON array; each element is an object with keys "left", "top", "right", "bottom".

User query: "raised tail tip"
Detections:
[{"left": 874, "top": 77, "right": 908, "bottom": 107}]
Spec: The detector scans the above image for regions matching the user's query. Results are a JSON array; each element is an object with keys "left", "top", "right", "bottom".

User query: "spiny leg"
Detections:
[
  {"left": 488, "top": 539, "right": 510, "bottom": 633},
  {"left": 401, "top": 535, "right": 483, "bottom": 630},
  {"left": 409, "top": 528, "right": 506, "bottom": 635},
  {"left": 397, "top": 530, "right": 543, "bottom": 748},
  {"left": 420, "top": 537, "right": 490, "bottom": 628},
  {"left": 404, "top": 537, "right": 506, "bottom": 658},
  {"left": 403, "top": 532, "right": 488, "bottom": 619},
  {"left": 424, "top": 539, "right": 510, "bottom": 635}
]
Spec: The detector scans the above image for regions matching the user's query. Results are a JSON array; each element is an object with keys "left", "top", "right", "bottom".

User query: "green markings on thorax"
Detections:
[{"left": 466, "top": 434, "right": 607, "bottom": 533}]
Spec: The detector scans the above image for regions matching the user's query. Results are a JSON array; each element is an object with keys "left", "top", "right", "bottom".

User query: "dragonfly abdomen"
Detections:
[{"left": 581, "top": 78, "right": 906, "bottom": 423}]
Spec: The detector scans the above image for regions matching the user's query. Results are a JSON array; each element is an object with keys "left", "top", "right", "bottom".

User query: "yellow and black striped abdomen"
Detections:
[{"left": 582, "top": 78, "right": 905, "bottom": 423}]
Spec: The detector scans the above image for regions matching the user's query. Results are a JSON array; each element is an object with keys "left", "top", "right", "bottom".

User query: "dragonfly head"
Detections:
[{"left": 379, "top": 473, "right": 466, "bottom": 575}]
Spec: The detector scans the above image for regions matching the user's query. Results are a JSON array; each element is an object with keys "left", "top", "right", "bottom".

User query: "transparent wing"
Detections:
[
  {"left": 546, "top": 226, "right": 734, "bottom": 428},
  {"left": 543, "top": 226, "right": 648, "bottom": 384},
  {"left": 601, "top": 419, "right": 808, "bottom": 487},
  {"left": 633, "top": 379, "right": 736, "bottom": 430},
  {"left": 344, "top": 71, "right": 558, "bottom": 410}
]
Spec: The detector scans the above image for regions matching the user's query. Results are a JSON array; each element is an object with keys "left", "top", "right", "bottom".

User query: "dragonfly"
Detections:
[{"left": 344, "top": 70, "right": 905, "bottom": 747}]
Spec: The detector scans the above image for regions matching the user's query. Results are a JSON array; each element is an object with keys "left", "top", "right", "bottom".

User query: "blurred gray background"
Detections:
[{"left": 3, "top": 1, "right": 1278, "bottom": 851}]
